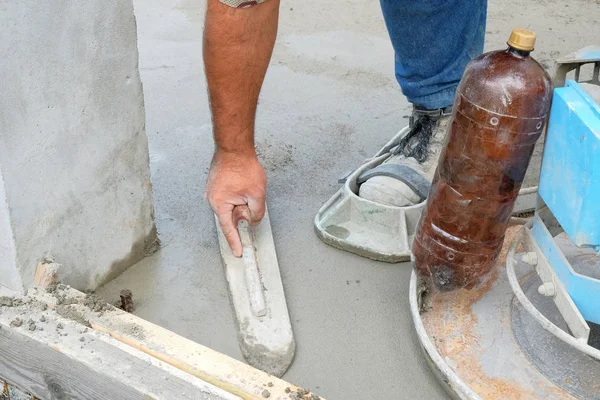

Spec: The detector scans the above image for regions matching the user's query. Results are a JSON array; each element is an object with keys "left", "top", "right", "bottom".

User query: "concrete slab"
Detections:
[
  {"left": 0, "top": 1, "right": 157, "bottom": 292},
  {"left": 98, "top": 0, "right": 600, "bottom": 398}
]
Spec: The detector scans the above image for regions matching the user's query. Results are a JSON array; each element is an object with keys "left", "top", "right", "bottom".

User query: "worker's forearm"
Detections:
[{"left": 203, "top": 0, "right": 280, "bottom": 155}]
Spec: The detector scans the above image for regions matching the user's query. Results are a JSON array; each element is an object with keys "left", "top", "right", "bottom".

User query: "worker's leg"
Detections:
[
  {"left": 379, "top": 0, "right": 487, "bottom": 109},
  {"left": 359, "top": 0, "right": 486, "bottom": 207}
]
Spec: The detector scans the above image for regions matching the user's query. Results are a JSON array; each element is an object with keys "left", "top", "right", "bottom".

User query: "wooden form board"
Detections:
[
  {"left": 0, "top": 287, "right": 324, "bottom": 400},
  {"left": 0, "top": 299, "right": 239, "bottom": 400}
]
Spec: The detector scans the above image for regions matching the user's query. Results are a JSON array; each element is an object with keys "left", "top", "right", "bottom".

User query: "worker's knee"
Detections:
[{"left": 218, "top": 0, "right": 266, "bottom": 8}]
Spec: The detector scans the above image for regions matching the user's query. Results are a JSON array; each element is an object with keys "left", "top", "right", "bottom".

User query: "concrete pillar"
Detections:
[{"left": 0, "top": 1, "right": 157, "bottom": 292}]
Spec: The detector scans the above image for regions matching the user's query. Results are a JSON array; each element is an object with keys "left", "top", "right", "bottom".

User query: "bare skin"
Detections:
[{"left": 203, "top": 0, "right": 280, "bottom": 256}]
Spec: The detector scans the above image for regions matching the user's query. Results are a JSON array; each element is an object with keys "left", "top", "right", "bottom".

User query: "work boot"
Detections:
[{"left": 358, "top": 105, "right": 453, "bottom": 207}]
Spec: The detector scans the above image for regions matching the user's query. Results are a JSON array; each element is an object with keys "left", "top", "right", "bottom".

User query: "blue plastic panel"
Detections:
[
  {"left": 539, "top": 80, "right": 600, "bottom": 247},
  {"left": 532, "top": 216, "right": 600, "bottom": 325}
]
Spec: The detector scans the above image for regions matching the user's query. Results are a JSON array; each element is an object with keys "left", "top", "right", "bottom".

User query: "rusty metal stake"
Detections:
[{"left": 120, "top": 289, "right": 134, "bottom": 312}]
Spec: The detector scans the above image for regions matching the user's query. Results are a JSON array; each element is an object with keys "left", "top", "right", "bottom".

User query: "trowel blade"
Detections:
[{"left": 215, "top": 205, "right": 296, "bottom": 377}]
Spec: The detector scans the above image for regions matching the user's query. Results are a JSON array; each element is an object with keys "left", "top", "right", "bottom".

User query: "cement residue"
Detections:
[
  {"left": 28, "top": 319, "right": 36, "bottom": 331},
  {"left": 55, "top": 305, "right": 91, "bottom": 328},
  {"left": 49, "top": 282, "right": 112, "bottom": 315},
  {"left": 0, "top": 297, "right": 14, "bottom": 307},
  {"left": 55, "top": 294, "right": 78, "bottom": 306},
  {"left": 143, "top": 230, "right": 161, "bottom": 257},
  {"left": 45, "top": 284, "right": 58, "bottom": 294},
  {"left": 287, "top": 388, "right": 321, "bottom": 400},
  {"left": 10, "top": 318, "right": 22, "bottom": 327},
  {"left": 0, "top": 297, "right": 24, "bottom": 308},
  {"left": 83, "top": 293, "right": 112, "bottom": 313},
  {"left": 522, "top": 252, "right": 538, "bottom": 266},
  {"left": 122, "top": 322, "right": 146, "bottom": 340}
]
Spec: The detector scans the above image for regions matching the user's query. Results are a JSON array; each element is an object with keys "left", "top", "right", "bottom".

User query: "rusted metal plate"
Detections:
[{"left": 413, "top": 226, "right": 577, "bottom": 400}]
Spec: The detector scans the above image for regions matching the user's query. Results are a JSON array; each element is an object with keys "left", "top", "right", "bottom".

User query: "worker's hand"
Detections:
[{"left": 205, "top": 150, "right": 267, "bottom": 257}]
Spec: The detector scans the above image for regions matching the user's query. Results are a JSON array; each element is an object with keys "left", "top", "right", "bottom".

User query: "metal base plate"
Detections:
[
  {"left": 512, "top": 274, "right": 600, "bottom": 399},
  {"left": 410, "top": 227, "right": 600, "bottom": 399}
]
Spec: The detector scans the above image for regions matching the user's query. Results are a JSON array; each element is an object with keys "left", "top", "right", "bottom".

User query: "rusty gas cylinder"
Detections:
[{"left": 412, "top": 29, "right": 553, "bottom": 291}]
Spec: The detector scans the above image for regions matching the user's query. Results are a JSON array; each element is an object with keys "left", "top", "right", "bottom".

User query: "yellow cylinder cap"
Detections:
[{"left": 507, "top": 29, "right": 536, "bottom": 51}]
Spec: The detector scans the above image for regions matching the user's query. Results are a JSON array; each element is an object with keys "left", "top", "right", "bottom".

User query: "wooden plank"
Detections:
[
  {"left": 29, "top": 287, "right": 324, "bottom": 400},
  {"left": 32, "top": 262, "right": 60, "bottom": 289},
  {"left": 0, "top": 302, "right": 240, "bottom": 400}
]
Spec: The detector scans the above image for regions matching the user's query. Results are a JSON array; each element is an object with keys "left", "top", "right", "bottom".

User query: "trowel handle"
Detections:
[
  {"left": 234, "top": 205, "right": 267, "bottom": 318},
  {"left": 234, "top": 205, "right": 252, "bottom": 247}
]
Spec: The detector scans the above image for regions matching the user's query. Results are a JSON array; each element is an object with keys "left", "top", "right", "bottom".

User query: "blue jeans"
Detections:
[{"left": 380, "top": 0, "right": 487, "bottom": 109}]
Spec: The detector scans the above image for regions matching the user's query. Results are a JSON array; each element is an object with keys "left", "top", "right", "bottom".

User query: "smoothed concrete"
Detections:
[
  {"left": 98, "top": 0, "right": 600, "bottom": 398},
  {"left": 0, "top": 1, "right": 157, "bottom": 292}
]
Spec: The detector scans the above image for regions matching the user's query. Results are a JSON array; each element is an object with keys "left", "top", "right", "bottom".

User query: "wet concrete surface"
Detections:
[{"left": 98, "top": 0, "right": 600, "bottom": 398}]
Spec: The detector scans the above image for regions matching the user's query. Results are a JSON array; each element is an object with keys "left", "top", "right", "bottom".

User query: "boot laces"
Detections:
[{"left": 393, "top": 115, "right": 437, "bottom": 163}]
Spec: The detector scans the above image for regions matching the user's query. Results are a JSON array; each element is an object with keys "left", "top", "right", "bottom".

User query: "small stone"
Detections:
[
  {"left": 268, "top": 382, "right": 273, "bottom": 387},
  {"left": 40, "top": 304, "right": 48, "bottom": 311},
  {"left": 10, "top": 318, "right": 23, "bottom": 327},
  {"left": 40, "top": 315, "right": 46, "bottom": 323},
  {"left": 285, "top": 387, "right": 291, "bottom": 393},
  {"left": 38, "top": 327, "right": 44, "bottom": 331},
  {"left": 0, "top": 296, "right": 13, "bottom": 307},
  {"left": 28, "top": 322, "right": 36, "bottom": 331},
  {"left": 261, "top": 389, "right": 271, "bottom": 398},
  {"left": 79, "top": 337, "right": 85, "bottom": 342},
  {"left": 57, "top": 323, "right": 64, "bottom": 329},
  {"left": 62, "top": 298, "right": 78, "bottom": 306}
]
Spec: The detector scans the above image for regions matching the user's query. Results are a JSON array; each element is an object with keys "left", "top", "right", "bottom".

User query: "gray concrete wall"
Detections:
[
  {"left": 0, "top": 1, "right": 157, "bottom": 291},
  {"left": 0, "top": 169, "right": 21, "bottom": 291}
]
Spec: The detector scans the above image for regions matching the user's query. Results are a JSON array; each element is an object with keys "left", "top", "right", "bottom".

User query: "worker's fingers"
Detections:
[
  {"left": 232, "top": 205, "right": 251, "bottom": 226},
  {"left": 246, "top": 196, "right": 266, "bottom": 226},
  {"left": 216, "top": 210, "right": 243, "bottom": 258}
]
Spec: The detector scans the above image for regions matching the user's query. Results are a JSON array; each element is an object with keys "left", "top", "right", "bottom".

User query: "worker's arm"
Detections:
[{"left": 203, "top": 0, "right": 280, "bottom": 257}]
